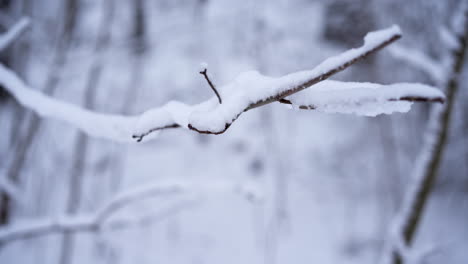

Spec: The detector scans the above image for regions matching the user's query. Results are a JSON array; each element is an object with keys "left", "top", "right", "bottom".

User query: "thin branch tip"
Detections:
[{"left": 199, "top": 68, "right": 222, "bottom": 104}]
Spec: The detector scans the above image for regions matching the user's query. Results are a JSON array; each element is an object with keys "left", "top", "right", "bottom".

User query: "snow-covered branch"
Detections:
[
  {"left": 0, "top": 64, "right": 138, "bottom": 142},
  {"left": 279, "top": 80, "right": 444, "bottom": 116},
  {"left": 439, "top": 26, "right": 460, "bottom": 51},
  {"left": 133, "top": 25, "right": 403, "bottom": 140},
  {"left": 0, "top": 180, "right": 262, "bottom": 245},
  {"left": 388, "top": 45, "right": 445, "bottom": 83},
  {"left": 0, "top": 26, "right": 402, "bottom": 143},
  {"left": 0, "top": 25, "right": 444, "bottom": 143},
  {"left": 382, "top": 5, "right": 468, "bottom": 264},
  {"left": 0, "top": 198, "right": 196, "bottom": 246},
  {"left": 0, "top": 17, "right": 30, "bottom": 52}
]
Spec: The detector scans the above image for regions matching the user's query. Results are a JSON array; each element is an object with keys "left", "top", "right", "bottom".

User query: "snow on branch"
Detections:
[
  {"left": 0, "top": 180, "right": 262, "bottom": 245},
  {"left": 0, "top": 64, "right": 139, "bottom": 142},
  {"left": 388, "top": 45, "right": 445, "bottom": 83},
  {"left": 0, "top": 17, "right": 30, "bottom": 52},
  {"left": 0, "top": 25, "right": 402, "bottom": 142},
  {"left": 1, "top": 25, "right": 441, "bottom": 143},
  {"left": 133, "top": 25, "right": 403, "bottom": 140},
  {"left": 279, "top": 80, "right": 444, "bottom": 116}
]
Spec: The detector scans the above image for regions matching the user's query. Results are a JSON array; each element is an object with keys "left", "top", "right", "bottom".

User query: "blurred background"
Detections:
[{"left": 0, "top": 0, "right": 467, "bottom": 263}]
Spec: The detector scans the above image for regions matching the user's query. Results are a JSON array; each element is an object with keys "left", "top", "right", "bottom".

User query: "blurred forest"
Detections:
[{"left": 0, "top": 0, "right": 467, "bottom": 264}]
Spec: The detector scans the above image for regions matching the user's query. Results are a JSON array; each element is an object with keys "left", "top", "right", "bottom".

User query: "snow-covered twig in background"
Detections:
[
  {"left": 0, "top": 198, "right": 196, "bottom": 247},
  {"left": 382, "top": 6, "right": 468, "bottom": 264},
  {"left": 388, "top": 45, "right": 445, "bottom": 83},
  {"left": 279, "top": 80, "right": 444, "bottom": 116},
  {"left": 0, "top": 17, "right": 30, "bottom": 52},
  {"left": 439, "top": 26, "right": 460, "bottom": 51},
  {"left": 104, "top": 197, "right": 198, "bottom": 230},
  {"left": 0, "top": 180, "right": 262, "bottom": 245}
]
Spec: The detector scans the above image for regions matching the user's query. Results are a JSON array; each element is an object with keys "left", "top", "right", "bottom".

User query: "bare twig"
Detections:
[
  {"left": 199, "top": 68, "right": 222, "bottom": 104},
  {"left": 133, "top": 124, "right": 180, "bottom": 142}
]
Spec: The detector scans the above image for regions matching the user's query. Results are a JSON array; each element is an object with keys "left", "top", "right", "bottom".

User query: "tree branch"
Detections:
[
  {"left": 0, "top": 25, "right": 442, "bottom": 143},
  {"left": 0, "top": 180, "right": 262, "bottom": 245},
  {"left": 278, "top": 80, "right": 444, "bottom": 115},
  {"left": 200, "top": 68, "right": 222, "bottom": 104},
  {"left": 388, "top": 44, "right": 445, "bottom": 83},
  {"left": 382, "top": 5, "right": 468, "bottom": 264},
  {"left": 136, "top": 26, "right": 404, "bottom": 139},
  {"left": 0, "top": 17, "right": 30, "bottom": 53}
]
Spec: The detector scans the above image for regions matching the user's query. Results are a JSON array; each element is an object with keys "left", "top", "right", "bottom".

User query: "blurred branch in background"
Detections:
[
  {"left": 0, "top": 198, "right": 197, "bottom": 246},
  {"left": 388, "top": 45, "right": 445, "bottom": 84},
  {"left": 0, "top": 15, "right": 31, "bottom": 224},
  {"left": 0, "top": 0, "right": 80, "bottom": 226},
  {"left": 382, "top": 4, "right": 468, "bottom": 264},
  {"left": 0, "top": 180, "right": 261, "bottom": 246},
  {"left": 58, "top": 0, "right": 116, "bottom": 263},
  {"left": 0, "top": 17, "right": 30, "bottom": 206},
  {"left": 0, "top": 17, "right": 29, "bottom": 52}
]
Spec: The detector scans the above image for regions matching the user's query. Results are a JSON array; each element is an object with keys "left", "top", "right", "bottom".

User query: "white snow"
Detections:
[
  {"left": 199, "top": 62, "right": 209, "bottom": 71},
  {"left": 285, "top": 80, "right": 444, "bottom": 116}
]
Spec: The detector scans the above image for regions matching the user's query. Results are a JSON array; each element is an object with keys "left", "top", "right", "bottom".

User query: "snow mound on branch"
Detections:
[
  {"left": 188, "top": 71, "right": 275, "bottom": 132},
  {"left": 135, "top": 26, "right": 404, "bottom": 135},
  {"left": 0, "top": 64, "right": 138, "bottom": 142},
  {"left": 286, "top": 80, "right": 444, "bottom": 116},
  {"left": 136, "top": 71, "right": 275, "bottom": 134}
]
